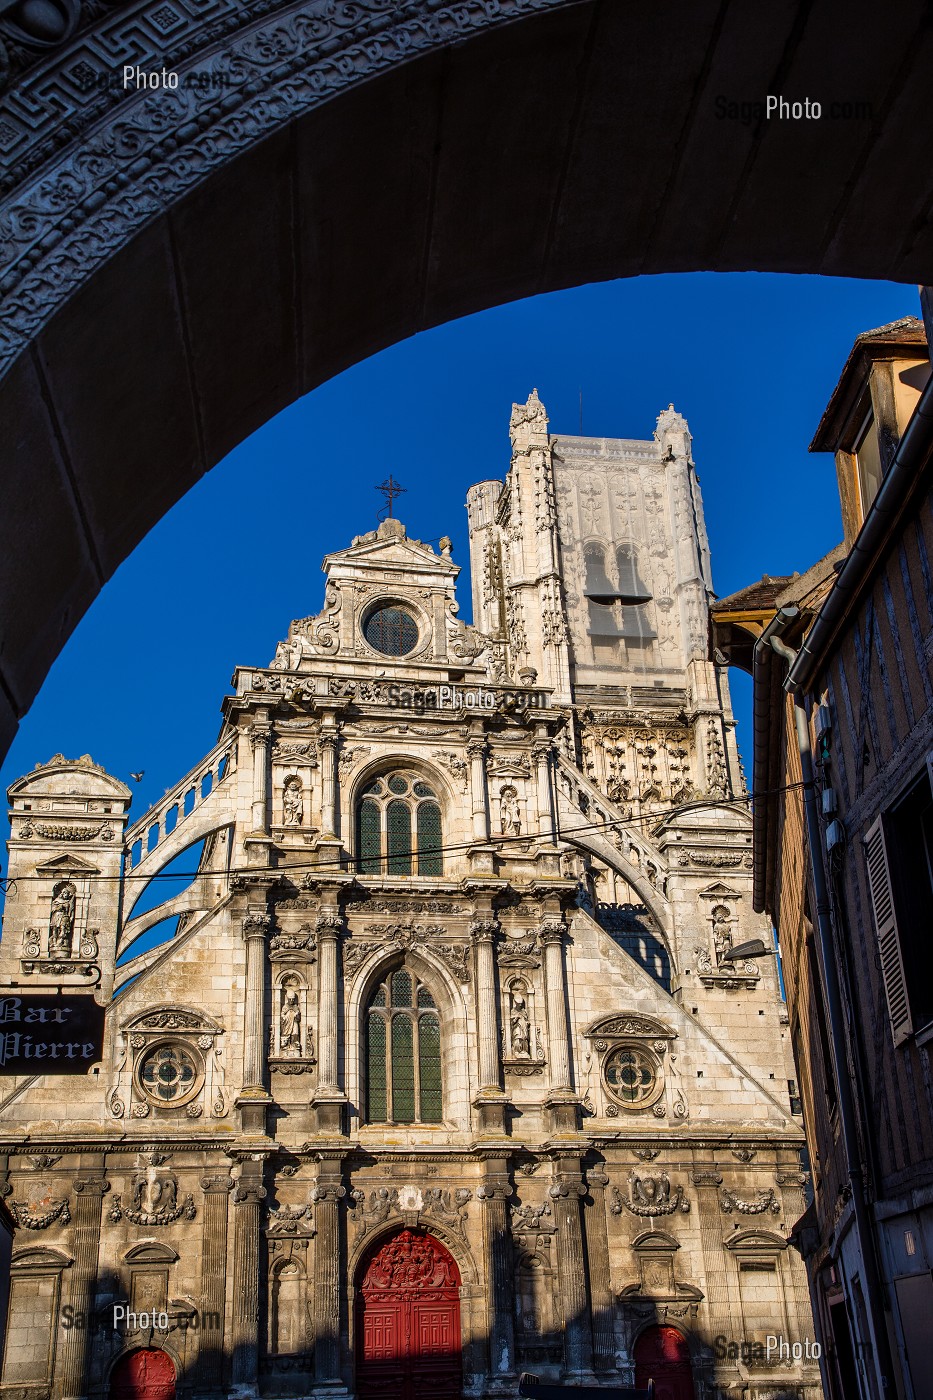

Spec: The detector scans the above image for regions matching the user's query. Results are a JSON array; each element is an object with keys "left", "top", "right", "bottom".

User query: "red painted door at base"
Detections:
[
  {"left": 634, "top": 1325, "right": 695, "bottom": 1400},
  {"left": 110, "top": 1349, "right": 176, "bottom": 1400},
  {"left": 356, "top": 1229, "right": 462, "bottom": 1400}
]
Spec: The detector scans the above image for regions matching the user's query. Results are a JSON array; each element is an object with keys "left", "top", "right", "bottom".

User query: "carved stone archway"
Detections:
[{"left": 2, "top": 0, "right": 932, "bottom": 758}]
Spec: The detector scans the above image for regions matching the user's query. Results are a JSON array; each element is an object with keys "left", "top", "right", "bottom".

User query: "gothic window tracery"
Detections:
[
  {"left": 356, "top": 772, "right": 442, "bottom": 876},
  {"left": 365, "top": 967, "right": 442, "bottom": 1125},
  {"left": 603, "top": 1043, "right": 663, "bottom": 1111}
]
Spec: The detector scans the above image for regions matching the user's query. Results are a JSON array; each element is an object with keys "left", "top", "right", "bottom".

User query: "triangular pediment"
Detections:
[
  {"left": 698, "top": 881, "right": 741, "bottom": 899},
  {"left": 34, "top": 853, "right": 100, "bottom": 874}
]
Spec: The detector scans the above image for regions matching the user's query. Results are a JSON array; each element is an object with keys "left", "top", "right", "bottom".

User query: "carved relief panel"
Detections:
[{"left": 109, "top": 1008, "right": 228, "bottom": 1121}]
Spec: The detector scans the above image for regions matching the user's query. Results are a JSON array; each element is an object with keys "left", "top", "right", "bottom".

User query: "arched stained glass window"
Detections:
[
  {"left": 359, "top": 799, "right": 381, "bottom": 875},
  {"left": 365, "top": 966, "right": 443, "bottom": 1124},
  {"left": 386, "top": 800, "right": 412, "bottom": 876},
  {"left": 417, "top": 801, "right": 442, "bottom": 876},
  {"left": 355, "top": 770, "right": 443, "bottom": 876}
]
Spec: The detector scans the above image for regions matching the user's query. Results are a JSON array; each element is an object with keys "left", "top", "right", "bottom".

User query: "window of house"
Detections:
[
  {"left": 356, "top": 771, "right": 442, "bottom": 876},
  {"left": 365, "top": 967, "right": 442, "bottom": 1124},
  {"left": 865, "top": 763, "right": 933, "bottom": 1044},
  {"left": 855, "top": 410, "right": 884, "bottom": 518}
]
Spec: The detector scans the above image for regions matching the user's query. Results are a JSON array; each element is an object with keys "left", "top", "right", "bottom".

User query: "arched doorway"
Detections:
[
  {"left": 633, "top": 1325, "right": 694, "bottom": 1400},
  {"left": 356, "top": 1227, "right": 461, "bottom": 1400},
  {"left": 109, "top": 1349, "right": 176, "bottom": 1400}
]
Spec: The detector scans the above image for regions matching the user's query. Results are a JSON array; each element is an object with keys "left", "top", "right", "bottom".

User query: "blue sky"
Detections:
[{"left": 0, "top": 272, "right": 920, "bottom": 883}]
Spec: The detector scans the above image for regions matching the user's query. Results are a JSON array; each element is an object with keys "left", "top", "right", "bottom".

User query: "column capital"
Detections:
[
  {"left": 548, "top": 1181, "right": 587, "bottom": 1200},
  {"left": 72, "top": 1177, "right": 110, "bottom": 1196},
  {"left": 470, "top": 915, "right": 500, "bottom": 944},
  {"left": 467, "top": 738, "right": 488, "bottom": 761},
  {"left": 201, "top": 1174, "right": 235, "bottom": 1194},
  {"left": 248, "top": 723, "right": 273, "bottom": 752},
  {"left": 476, "top": 1183, "right": 513, "bottom": 1203},
  {"left": 311, "top": 1183, "right": 346, "bottom": 1205},
  {"left": 537, "top": 915, "right": 566, "bottom": 945},
  {"left": 242, "top": 912, "right": 272, "bottom": 939},
  {"left": 585, "top": 1168, "right": 610, "bottom": 1189},
  {"left": 691, "top": 1170, "right": 724, "bottom": 1187},
  {"left": 234, "top": 1182, "right": 267, "bottom": 1206},
  {"left": 316, "top": 909, "right": 344, "bottom": 939},
  {"left": 317, "top": 731, "right": 339, "bottom": 753}
]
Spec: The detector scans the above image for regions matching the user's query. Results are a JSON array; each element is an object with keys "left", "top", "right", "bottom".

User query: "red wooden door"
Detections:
[
  {"left": 110, "top": 1350, "right": 176, "bottom": 1400},
  {"left": 634, "top": 1326, "right": 695, "bottom": 1400},
  {"left": 356, "top": 1229, "right": 462, "bottom": 1400}
]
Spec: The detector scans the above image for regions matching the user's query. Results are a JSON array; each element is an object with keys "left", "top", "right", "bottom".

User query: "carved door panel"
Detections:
[
  {"left": 633, "top": 1325, "right": 695, "bottom": 1400},
  {"left": 356, "top": 1229, "right": 462, "bottom": 1400},
  {"left": 109, "top": 1349, "right": 176, "bottom": 1400}
]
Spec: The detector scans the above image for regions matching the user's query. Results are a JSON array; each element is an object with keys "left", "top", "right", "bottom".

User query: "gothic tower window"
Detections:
[
  {"left": 356, "top": 772, "right": 442, "bottom": 876},
  {"left": 365, "top": 968, "right": 442, "bottom": 1124}
]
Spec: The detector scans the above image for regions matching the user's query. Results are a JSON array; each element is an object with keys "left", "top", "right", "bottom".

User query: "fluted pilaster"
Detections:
[
  {"left": 549, "top": 1168, "right": 593, "bottom": 1379},
  {"left": 468, "top": 735, "right": 489, "bottom": 842},
  {"left": 311, "top": 1180, "right": 347, "bottom": 1385},
  {"left": 59, "top": 1173, "right": 109, "bottom": 1400},
  {"left": 541, "top": 918, "right": 572, "bottom": 1092},
  {"left": 477, "top": 1173, "right": 515, "bottom": 1379},
  {"left": 198, "top": 1174, "right": 234, "bottom": 1391},
  {"left": 472, "top": 917, "right": 501, "bottom": 1091},
  {"left": 231, "top": 1168, "right": 266, "bottom": 1396},
  {"left": 584, "top": 1168, "right": 616, "bottom": 1372}
]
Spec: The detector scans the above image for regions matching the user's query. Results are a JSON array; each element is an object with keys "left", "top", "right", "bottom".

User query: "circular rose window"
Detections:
[
  {"left": 136, "top": 1041, "right": 203, "bottom": 1107},
  {"left": 363, "top": 604, "right": 419, "bottom": 657},
  {"left": 603, "top": 1045, "right": 661, "bottom": 1109}
]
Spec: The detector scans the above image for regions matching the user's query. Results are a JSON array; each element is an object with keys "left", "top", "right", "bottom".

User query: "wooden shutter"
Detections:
[{"left": 864, "top": 815, "right": 912, "bottom": 1046}]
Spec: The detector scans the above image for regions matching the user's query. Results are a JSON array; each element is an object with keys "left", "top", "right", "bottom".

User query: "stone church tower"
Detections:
[{"left": 0, "top": 393, "right": 819, "bottom": 1400}]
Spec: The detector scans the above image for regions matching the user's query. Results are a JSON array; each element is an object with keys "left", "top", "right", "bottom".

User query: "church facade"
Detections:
[{"left": 0, "top": 393, "right": 820, "bottom": 1400}]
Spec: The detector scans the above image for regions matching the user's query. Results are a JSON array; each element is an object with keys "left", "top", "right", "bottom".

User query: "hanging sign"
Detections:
[{"left": 0, "top": 993, "right": 105, "bottom": 1073}]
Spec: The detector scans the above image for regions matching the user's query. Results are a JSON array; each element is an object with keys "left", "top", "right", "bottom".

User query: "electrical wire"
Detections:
[{"left": 0, "top": 780, "right": 808, "bottom": 886}]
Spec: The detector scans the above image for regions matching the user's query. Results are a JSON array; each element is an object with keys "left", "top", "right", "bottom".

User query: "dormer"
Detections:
[{"left": 811, "top": 316, "right": 931, "bottom": 547}]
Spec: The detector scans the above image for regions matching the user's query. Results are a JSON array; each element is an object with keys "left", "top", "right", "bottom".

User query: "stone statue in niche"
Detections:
[
  {"left": 283, "top": 777, "right": 303, "bottom": 827},
  {"left": 279, "top": 988, "right": 302, "bottom": 1054},
  {"left": 500, "top": 785, "right": 521, "bottom": 836},
  {"left": 510, "top": 982, "right": 531, "bottom": 1058},
  {"left": 712, "top": 905, "right": 733, "bottom": 964},
  {"left": 48, "top": 881, "right": 76, "bottom": 958}
]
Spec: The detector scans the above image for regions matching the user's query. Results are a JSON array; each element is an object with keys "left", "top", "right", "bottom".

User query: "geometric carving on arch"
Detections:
[
  {"left": 122, "top": 1242, "right": 180, "bottom": 1265},
  {"left": 583, "top": 1013, "right": 675, "bottom": 1042},
  {"left": 11, "top": 1244, "right": 73, "bottom": 1270}
]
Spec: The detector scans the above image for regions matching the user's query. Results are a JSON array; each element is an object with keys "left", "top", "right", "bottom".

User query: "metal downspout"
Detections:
[{"left": 760, "top": 618, "right": 894, "bottom": 1399}]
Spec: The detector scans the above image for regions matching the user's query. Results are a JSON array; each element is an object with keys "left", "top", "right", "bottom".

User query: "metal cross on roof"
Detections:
[{"left": 376, "top": 474, "right": 407, "bottom": 520}]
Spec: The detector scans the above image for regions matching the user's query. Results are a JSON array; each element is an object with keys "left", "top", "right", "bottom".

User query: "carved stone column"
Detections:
[
  {"left": 198, "top": 1174, "right": 234, "bottom": 1392},
  {"left": 477, "top": 1168, "right": 515, "bottom": 1382},
  {"left": 468, "top": 733, "right": 489, "bottom": 842},
  {"left": 691, "top": 1169, "right": 735, "bottom": 1338},
  {"left": 540, "top": 918, "right": 575, "bottom": 1131},
  {"left": 59, "top": 1172, "right": 109, "bottom": 1400},
  {"left": 472, "top": 917, "right": 501, "bottom": 1091},
  {"left": 471, "top": 912, "right": 508, "bottom": 1132},
  {"left": 319, "top": 731, "right": 338, "bottom": 837},
  {"left": 549, "top": 1163, "right": 594, "bottom": 1380},
  {"left": 231, "top": 1164, "right": 267, "bottom": 1398},
  {"left": 311, "top": 1177, "right": 347, "bottom": 1393},
  {"left": 312, "top": 903, "right": 347, "bottom": 1134},
  {"left": 532, "top": 733, "right": 555, "bottom": 840},
  {"left": 245, "top": 714, "right": 272, "bottom": 866},
  {"left": 584, "top": 1167, "right": 616, "bottom": 1372},
  {"left": 238, "top": 906, "right": 272, "bottom": 1133}
]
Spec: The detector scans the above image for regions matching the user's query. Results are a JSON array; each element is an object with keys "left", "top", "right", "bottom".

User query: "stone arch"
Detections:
[
  {"left": 346, "top": 1215, "right": 478, "bottom": 1289},
  {"left": 346, "top": 944, "right": 471, "bottom": 1129},
  {"left": 0, "top": 0, "right": 929, "bottom": 764}
]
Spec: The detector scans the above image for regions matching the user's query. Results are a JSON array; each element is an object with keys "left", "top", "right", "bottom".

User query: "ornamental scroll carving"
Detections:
[
  {"left": 361, "top": 1229, "right": 460, "bottom": 1290},
  {"left": 349, "top": 1186, "right": 471, "bottom": 1240},
  {"left": 609, "top": 1173, "right": 690, "bottom": 1217},
  {"left": 345, "top": 926, "right": 469, "bottom": 982}
]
